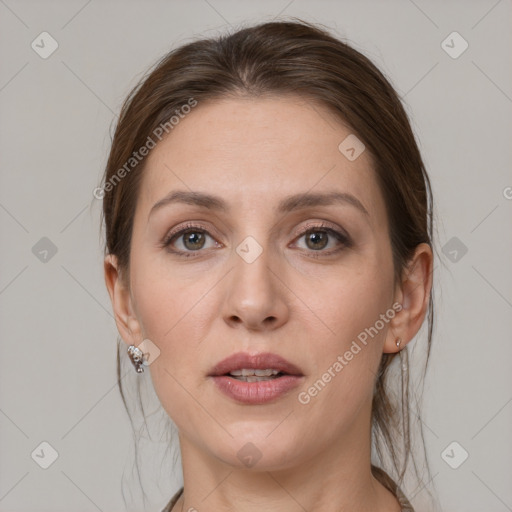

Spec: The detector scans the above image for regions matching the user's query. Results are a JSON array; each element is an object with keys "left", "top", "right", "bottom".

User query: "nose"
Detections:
[{"left": 222, "top": 243, "right": 290, "bottom": 332}]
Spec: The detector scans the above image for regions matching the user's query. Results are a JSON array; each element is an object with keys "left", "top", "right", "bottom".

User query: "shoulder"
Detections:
[
  {"left": 372, "top": 465, "right": 415, "bottom": 512},
  {"left": 395, "top": 485, "right": 415, "bottom": 511},
  {"left": 161, "top": 487, "right": 184, "bottom": 512}
]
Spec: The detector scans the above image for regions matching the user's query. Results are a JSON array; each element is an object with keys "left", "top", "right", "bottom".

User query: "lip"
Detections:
[
  {"left": 211, "top": 375, "right": 303, "bottom": 405},
  {"left": 208, "top": 351, "right": 304, "bottom": 377},
  {"left": 208, "top": 352, "right": 304, "bottom": 405}
]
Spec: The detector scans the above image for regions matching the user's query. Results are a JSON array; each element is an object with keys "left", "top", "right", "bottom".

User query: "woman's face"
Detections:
[{"left": 123, "top": 95, "right": 400, "bottom": 469}]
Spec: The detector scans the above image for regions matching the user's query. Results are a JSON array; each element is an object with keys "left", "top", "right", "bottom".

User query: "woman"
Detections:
[{"left": 102, "top": 19, "right": 435, "bottom": 511}]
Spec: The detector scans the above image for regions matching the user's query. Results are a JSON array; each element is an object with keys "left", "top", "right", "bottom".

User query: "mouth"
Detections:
[
  {"left": 208, "top": 351, "right": 304, "bottom": 378},
  {"left": 208, "top": 352, "right": 304, "bottom": 405}
]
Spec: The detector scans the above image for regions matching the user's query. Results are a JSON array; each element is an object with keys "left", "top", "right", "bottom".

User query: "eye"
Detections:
[
  {"left": 293, "top": 223, "right": 351, "bottom": 256},
  {"left": 161, "top": 223, "right": 220, "bottom": 256}
]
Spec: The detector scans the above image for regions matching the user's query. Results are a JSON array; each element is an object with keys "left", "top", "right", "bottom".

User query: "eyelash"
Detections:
[{"left": 160, "top": 222, "right": 352, "bottom": 259}]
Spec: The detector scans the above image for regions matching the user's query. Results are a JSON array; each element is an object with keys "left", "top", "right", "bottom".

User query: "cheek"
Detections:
[
  {"left": 132, "top": 272, "right": 211, "bottom": 357},
  {"left": 304, "top": 254, "right": 394, "bottom": 400},
  {"left": 130, "top": 246, "right": 203, "bottom": 340},
  {"left": 129, "top": 258, "right": 217, "bottom": 417},
  {"left": 134, "top": 283, "right": 203, "bottom": 427},
  {"left": 315, "top": 258, "right": 393, "bottom": 346}
]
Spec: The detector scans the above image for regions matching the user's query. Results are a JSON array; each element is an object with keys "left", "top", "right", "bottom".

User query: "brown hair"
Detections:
[{"left": 100, "top": 18, "right": 436, "bottom": 506}]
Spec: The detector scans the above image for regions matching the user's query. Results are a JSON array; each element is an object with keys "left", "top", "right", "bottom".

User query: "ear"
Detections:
[
  {"left": 104, "top": 254, "right": 143, "bottom": 347},
  {"left": 383, "top": 243, "right": 433, "bottom": 354}
]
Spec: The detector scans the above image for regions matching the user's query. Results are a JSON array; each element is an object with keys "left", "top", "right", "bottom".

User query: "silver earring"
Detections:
[
  {"left": 128, "top": 345, "right": 145, "bottom": 373},
  {"left": 396, "top": 337, "right": 402, "bottom": 349}
]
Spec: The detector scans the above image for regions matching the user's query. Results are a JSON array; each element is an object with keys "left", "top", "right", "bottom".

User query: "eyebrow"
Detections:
[{"left": 148, "top": 190, "right": 369, "bottom": 220}]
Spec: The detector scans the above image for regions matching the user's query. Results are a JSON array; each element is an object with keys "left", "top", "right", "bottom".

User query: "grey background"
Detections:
[{"left": 0, "top": 0, "right": 511, "bottom": 511}]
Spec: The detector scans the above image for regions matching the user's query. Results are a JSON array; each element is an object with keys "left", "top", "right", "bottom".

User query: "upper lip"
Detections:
[{"left": 208, "top": 352, "right": 304, "bottom": 376}]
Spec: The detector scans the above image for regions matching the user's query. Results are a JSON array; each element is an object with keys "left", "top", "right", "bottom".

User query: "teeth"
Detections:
[
  {"left": 229, "top": 369, "right": 281, "bottom": 377},
  {"left": 232, "top": 375, "right": 279, "bottom": 382}
]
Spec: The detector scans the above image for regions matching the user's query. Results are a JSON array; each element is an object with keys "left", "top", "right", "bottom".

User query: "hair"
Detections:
[{"left": 100, "top": 17, "right": 436, "bottom": 508}]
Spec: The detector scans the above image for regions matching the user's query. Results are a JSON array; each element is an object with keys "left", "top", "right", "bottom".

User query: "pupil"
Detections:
[
  {"left": 184, "top": 232, "right": 204, "bottom": 250},
  {"left": 307, "top": 232, "right": 327, "bottom": 250}
]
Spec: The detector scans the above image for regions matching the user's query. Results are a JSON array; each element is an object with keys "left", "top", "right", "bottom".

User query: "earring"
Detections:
[
  {"left": 128, "top": 345, "right": 145, "bottom": 373},
  {"left": 396, "top": 337, "right": 402, "bottom": 349}
]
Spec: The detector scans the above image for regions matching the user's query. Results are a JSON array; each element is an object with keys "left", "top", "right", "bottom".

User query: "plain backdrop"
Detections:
[{"left": 0, "top": 1, "right": 511, "bottom": 511}]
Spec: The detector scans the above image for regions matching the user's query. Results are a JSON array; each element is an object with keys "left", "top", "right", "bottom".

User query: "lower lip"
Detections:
[{"left": 210, "top": 375, "right": 303, "bottom": 405}]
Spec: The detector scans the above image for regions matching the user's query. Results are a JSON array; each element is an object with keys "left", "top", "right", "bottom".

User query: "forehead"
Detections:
[{"left": 137, "top": 95, "right": 385, "bottom": 224}]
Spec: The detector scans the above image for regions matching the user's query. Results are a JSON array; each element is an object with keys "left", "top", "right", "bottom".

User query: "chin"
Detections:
[{"left": 206, "top": 429, "right": 307, "bottom": 471}]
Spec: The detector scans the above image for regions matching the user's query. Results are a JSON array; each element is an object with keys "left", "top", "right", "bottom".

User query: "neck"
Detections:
[{"left": 173, "top": 401, "right": 401, "bottom": 512}]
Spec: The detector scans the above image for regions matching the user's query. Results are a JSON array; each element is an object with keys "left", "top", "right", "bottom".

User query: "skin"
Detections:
[{"left": 104, "top": 95, "right": 433, "bottom": 512}]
